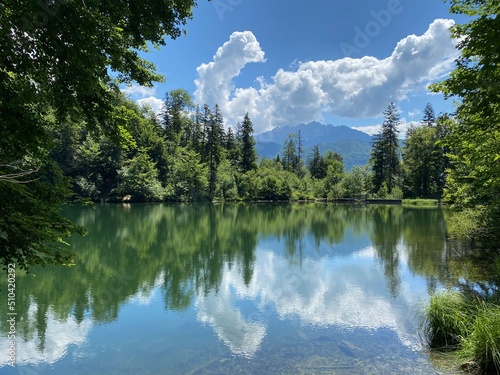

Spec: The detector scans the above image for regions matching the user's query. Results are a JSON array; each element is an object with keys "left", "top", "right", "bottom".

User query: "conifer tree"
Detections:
[
  {"left": 421, "top": 103, "right": 436, "bottom": 127},
  {"left": 238, "top": 113, "right": 257, "bottom": 173},
  {"left": 308, "top": 145, "right": 327, "bottom": 179},
  {"left": 370, "top": 102, "right": 401, "bottom": 195},
  {"left": 205, "top": 105, "right": 224, "bottom": 198},
  {"left": 282, "top": 134, "right": 300, "bottom": 173}
]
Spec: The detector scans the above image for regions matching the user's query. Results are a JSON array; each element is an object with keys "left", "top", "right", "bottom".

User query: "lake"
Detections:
[{"left": 0, "top": 203, "right": 481, "bottom": 374}]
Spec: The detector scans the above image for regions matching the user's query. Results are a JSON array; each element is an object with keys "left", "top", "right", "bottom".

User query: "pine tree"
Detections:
[
  {"left": 282, "top": 134, "right": 299, "bottom": 173},
  {"left": 191, "top": 105, "right": 203, "bottom": 154},
  {"left": 370, "top": 102, "right": 401, "bottom": 195},
  {"left": 308, "top": 145, "right": 327, "bottom": 179},
  {"left": 238, "top": 113, "right": 257, "bottom": 173},
  {"left": 205, "top": 105, "right": 224, "bottom": 198},
  {"left": 162, "top": 89, "right": 193, "bottom": 143},
  {"left": 421, "top": 103, "right": 436, "bottom": 127},
  {"left": 225, "top": 127, "right": 240, "bottom": 167},
  {"left": 200, "top": 104, "right": 211, "bottom": 163},
  {"left": 297, "top": 130, "right": 304, "bottom": 167}
]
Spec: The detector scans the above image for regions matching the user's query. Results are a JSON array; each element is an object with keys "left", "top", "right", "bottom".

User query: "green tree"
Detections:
[
  {"left": 190, "top": 105, "right": 204, "bottom": 154},
  {"left": 255, "top": 162, "right": 293, "bottom": 200},
  {"left": 342, "top": 165, "right": 372, "bottom": 198},
  {"left": 402, "top": 126, "right": 444, "bottom": 198},
  {"left": 308, "top": 145, "right": 327, "bottom": 179},
  {"left": 129, "top": 106, "right": 169, "bottom": 185},
  {"left": 199, "top": 104, "right": 212, "bottom": 163},
  {"left": 370, "top": 102, "right": 401, "bottom": 195},
  {"left": 225, "top": 127, "right": 240, "bottom": 168},
  {"left": 206, "top": 105, "right": 224, "bottom": 198},
  {"left": 162, "top": 89, "right": 193, "bottom": 145},
  {"left": 1, "top": 1, "right": 195, "bottom": 133},
  {"left": 0, "top": 162, "right": 85, "bottom": 270},
  {"left": 282, "top": 134, "right": 300, "bottom": 173},
  {"left": 238, "top": 113, "right": 257, "bottom": 173},
  {"left": 0, "top": 0, "right": 197, "bottom": 268},
  {"left": 431, "top": 0, "right": 500, "bottom": 241},
  {"left": 166, "top": 148, "right": 208, "bottom": 201},
  {"left": 115, "top": 152, "right": 164, "bottom": 201},
  {"left": 421, "top": 103, "right": 436, "bottom": 127},
  {"left": 215, "top": 159, "right": 239, "bottom": 200},
  {"left": 320, "top": 150, "right": 345, "bottom": 198}
]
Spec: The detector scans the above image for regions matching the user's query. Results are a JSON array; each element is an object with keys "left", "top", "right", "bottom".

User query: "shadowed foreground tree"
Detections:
[
  {"left": 431, "top": 0, "right": 500, "bottom": 241},
  {"left": 0, "top": 0, "right": 198, "bottom": 269}
]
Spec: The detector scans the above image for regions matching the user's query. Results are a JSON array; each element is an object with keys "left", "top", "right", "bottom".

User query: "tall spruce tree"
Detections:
[
  {"left": 370, "top": 102, "right": 401, "bottom": 195},
  {"left": 308, "top": 145, "right": 327, "bottom": 179},
  {"left": 421, "top": 103, "right": 436, "bottom": 127},
  {"left": 162, "top": 89, "right": 193, "bottom": 144},
  {"left": 205, "top": 105, "right": 224, "bottom": 198},
  {"left": 225, "top": 127, "right": 240, "bottom": 167},
  {"left": 200, "top": 104, "right": 212, "bottom": 163},
  {"left": 282, "top": 134, "right": 300, "bottom": 173},
  {"left": 238, "top": 113, "right": 257, "bottom": 173}
]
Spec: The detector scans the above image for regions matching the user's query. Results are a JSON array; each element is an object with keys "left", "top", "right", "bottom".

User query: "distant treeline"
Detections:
[{"left": 51, "top": 89, "right": 449, "bottom": 204}]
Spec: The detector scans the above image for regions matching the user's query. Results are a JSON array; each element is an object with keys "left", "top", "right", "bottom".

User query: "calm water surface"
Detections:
[{"left": 0, "top": 203, "right": 486, "bottom": 374}]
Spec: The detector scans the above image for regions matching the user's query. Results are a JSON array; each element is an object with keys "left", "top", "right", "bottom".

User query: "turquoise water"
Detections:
[{"left": 0, "top": 203, "right": 467, "bottom": 374}]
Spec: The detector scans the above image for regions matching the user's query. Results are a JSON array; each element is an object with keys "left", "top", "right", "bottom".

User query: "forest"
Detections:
[
  {"left": 47, "top": 90, "right": 449, "bottom": 205},
  {"left": 1, "top": 0, "right": 499, "bottom": 269}
]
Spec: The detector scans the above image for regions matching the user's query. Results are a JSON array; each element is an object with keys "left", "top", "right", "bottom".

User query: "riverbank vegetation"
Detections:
[
  {"left": 418, "top": 0, "right": 500, "bottom": 372},
  {"left": 421, "top": 291, "right": 500, "bottom": 374}
]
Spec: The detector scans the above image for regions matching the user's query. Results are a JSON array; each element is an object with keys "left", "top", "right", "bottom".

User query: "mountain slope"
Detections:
[
  {"left": 255, "top": 121, "right": 372, "bottom": 145},
  {"left": 255, "top": 122, "right": 373, "bottom": 170}
]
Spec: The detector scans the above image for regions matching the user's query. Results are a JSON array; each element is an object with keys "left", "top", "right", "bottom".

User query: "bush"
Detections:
[{"left": 446, "top": 207, "right": 486, "bottom": 241}]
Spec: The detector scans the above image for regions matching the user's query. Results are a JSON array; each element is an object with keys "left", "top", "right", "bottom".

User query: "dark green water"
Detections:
[{"left": 0, "top": 203, "right": 489, "bottom": 374}]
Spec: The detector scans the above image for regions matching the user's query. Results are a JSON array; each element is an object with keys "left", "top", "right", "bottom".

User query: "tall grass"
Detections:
[
  {"left": 421, "top": 291, "right": 500, "bottom": 374},
  {"left": 459, "top": 302, "right": 500, "bottom": 374},
  {"left": 421, "top": 291, "right": 472, "bottom": 349}
]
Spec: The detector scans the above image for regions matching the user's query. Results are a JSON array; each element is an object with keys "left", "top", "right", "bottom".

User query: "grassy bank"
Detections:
[
  {"left": 402, "top": 199, "right": 440, "bottom": 206},
  {"left": 421, "top": 291, "right": 500, "bottom": 374}
]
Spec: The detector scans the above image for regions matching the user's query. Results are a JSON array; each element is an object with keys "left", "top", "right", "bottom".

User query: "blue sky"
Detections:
[{"left": 123, "top": 0, "right": 466, "bottom": 135}]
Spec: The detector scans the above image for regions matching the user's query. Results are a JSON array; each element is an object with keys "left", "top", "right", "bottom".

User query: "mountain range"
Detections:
[{"left": 255, "top": 121, "right": 373, "bottom": 170}]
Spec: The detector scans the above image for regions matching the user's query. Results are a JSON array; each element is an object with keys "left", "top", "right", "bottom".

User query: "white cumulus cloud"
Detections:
[
  {"left": 136, "top": 96, "right": 164, "bottom": 115},
  {"left": 194, "top": 30, "right": 266, "bottom": 107},
  {"left": 194, "top": 19, "right": 458, "bottom": 134}
]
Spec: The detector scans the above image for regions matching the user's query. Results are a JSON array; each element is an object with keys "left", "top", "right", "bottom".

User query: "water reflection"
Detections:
[
  {"left": 0, "top": 203, "right": 489, "bottom": 372},
  {"left": 195, "top": 246, "right": 424, "bottom": 358}
]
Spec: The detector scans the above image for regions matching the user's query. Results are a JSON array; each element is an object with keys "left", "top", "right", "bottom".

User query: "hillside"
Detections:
[{"left": 255, "top": 122, "right": 373, "bottom": 170}]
